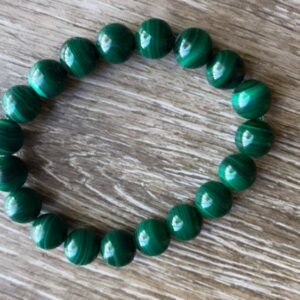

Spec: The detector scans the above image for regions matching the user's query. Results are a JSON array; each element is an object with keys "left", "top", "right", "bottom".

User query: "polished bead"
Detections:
[
  {"left": 206, "top": 50, "right": 245, "bottom": 89},
  {"left": 4, "top": 187, "right": 42, "bottom": 223},
  {"left": 232, "top": 80, "right": 272, "bottom": 119},
  {"left": 0, "top": 119, "right": 23, "bottom": 155},
  {"left": 64, "top": 228, "right": 100, "bottom": 265},
  {"left": 0, "top": 155, "right": 28, "bottom": 192},
  {"left": 195, "top": 181, "right": 233, "bottom": 218},
  {"left": 100, "top": 230, "right": 136, "bottom": 267},
  {"left": 174, "top": 28, "right": 212, "bottom": 69},
  {"left": 31, "top": 213, "right": 68, "bottom": 249},
  {"left": 136, "top": 18, "right": 174, "bottom": 59},
  {"left": 96, "top": 23, "right": 135, "bottom": 64},
  {"left": 1, "top": 85, "right": 41, "bottom": 123},
  {"left": 235, "top": 119, "right": 274, "bottom": 158},
  {"left": 166, "top": 204, "right": 202, "bottom": 241},
  {"left": 28, "top": 59, "right": 68, "bottom": 99},
  {"left": 218, "top": 153, "right": 256, "bottom": 191},
  {"left": 60, "top": 37, "right": 99, "bottom": 78},
  {"left": 134, "top": 219, "right": 170, "bottom": 256}
]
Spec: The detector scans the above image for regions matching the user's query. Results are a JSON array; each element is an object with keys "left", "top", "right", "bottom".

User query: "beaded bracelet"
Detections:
[{"left": 0, "top": 18, "right": 274, "bottom": 268}]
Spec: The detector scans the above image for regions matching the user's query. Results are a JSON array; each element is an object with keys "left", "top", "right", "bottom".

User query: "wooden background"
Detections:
[{"left": 0, "top": 0, "right": 299, "bottom": 299}]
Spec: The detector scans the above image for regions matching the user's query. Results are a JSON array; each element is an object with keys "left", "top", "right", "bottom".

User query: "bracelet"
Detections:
[{"left": 0, "top": 18, "right": 274, "bottom": 268}]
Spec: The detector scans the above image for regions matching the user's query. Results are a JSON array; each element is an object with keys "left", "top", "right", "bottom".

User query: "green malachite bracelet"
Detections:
[{"left": 0, "top": 17, "right": 274, "bottom": 268}]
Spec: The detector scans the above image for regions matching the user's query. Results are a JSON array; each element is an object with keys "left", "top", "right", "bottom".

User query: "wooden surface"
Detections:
[{"left": 0, "top": 0, "right": 299, "bottom": 299}]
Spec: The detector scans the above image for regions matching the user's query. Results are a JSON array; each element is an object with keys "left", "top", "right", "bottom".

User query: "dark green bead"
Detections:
[
  {"left": 206, "top": 50, "right": 245, "bottom": 89},
  {"left": 64, "top": 228, "right": 100, "bottom": 265},
  {"left": 166, "top": 204, "right": 202, "bottom": 241},
  {"left": 96, "top": 23, "right": 135, "bottom": 64},
  {"left": 31, "top": 213, "right": 68, "bottom": 250},
  {"left": 232, "top": 80, "right": 272, "bottom": 119},
  {"left": 136, "top": 18, "right": 174, "bottom": 59},
  {"left": 235, "top": 119, "right": 274, "bottom": 158},
  {"left": 1, "top": 85, "right": 41, "bottom": 123},
  {"left": 134, "top": 219, "right": 170, "bottom": 256},
  {"left": 195, "top": 181, "right": 233, "bottom": 218},
  {"left": 28, "top": 59, "right": 68, "bottom": 99},
  {"left": 100, "top": 230, "right": 136, "bottom": 267},
  {"left": 0, "top": 155, "right": 28, "bottom": 192},
  {"left": 4, "top": 187, "right": 42, "bottom": 223},
  {"left": 174, "top": 28, "right": 212, "bottom": 69},
  {"left": 0, "top": 119, "right": 23, "bottom": 155},
  {"left": 218, "top": 153, "right": 256, "bottom": 191}
]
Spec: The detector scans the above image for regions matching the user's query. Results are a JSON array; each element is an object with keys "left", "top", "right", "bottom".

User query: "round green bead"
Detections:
[
  {"left": 136, "top": 18, "right": 174, "bottom": 59},
  {"left": 134, "top": 219, "right": 170, "bottom": 256},
  {"left": 232, "top": 80, "right": 272, "bottom": 119},
  {"left": 31, "top": 213, "right": 68, "bottom": 250},
  {"left": 0, "top": 119, "right": 23, "bottom": 155},
  {"left": 64, "top": 228, "right": 100, "bottom": 265},
  {"left": 0, "top": 155, "right": 28, "bottom": 192},
  {"left": 235, "top": 119, "right": 274, "bottom": 158},
  {"left": 4, "top": 187, "right": 42, "bottom": 223},
  {"left": 1, "top": 85, "right": 41, "bottom": 123},
  {"left": 174, "top": 28, "right": 212, "bottom": 69},
  {"left": 206, "top": 50, "right": 245, "bottom": 89},
  {"left": 166, "top": 204, "right": 202, "bottom": 241},
  {"left": 96, "top": 23, "right": 135, "bottom": 64},
  {"left": 28, "top": 59, "right": 68, "bottom": 99},
  {"left": 195, "top": 181, "right": 233, "bottom": 218},
  {"left": 218, "top": 153, "right": 256, "bottom": 191},
  {"left": 100, "top": 230, "right": 136, "bottom": 267},
  {"left": 60, "top": 37, "right": 99, "bottom": 78}
]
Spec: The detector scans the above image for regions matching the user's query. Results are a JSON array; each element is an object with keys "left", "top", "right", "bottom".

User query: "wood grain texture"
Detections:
[{"left": 0, "top": 0, "right": 299, "bottom": 299}]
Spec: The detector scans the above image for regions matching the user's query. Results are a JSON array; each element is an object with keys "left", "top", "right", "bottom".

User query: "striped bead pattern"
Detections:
[{"left": 0, "top": 119, "right": 23, "bottom": 155}]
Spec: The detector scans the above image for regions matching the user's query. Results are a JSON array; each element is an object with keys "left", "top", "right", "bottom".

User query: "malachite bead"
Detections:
[
  {"left": 195, "top": 181, "right": 233, "bottom": 218},
  {"left": 174, "top": 28, "right": 212, "bottom": 69},
  {"left": 31, "top": 213, "right": 68, "bottom": 250},
  {"left": 136, "top": 18, "right": 174, "bottom": 59},
  {"left": 28, "top": 59, "right": 68, "bottom": 99},
  {"left": 64, "top": 228, "right": 100, "bottom": 265},
  {"left": 166, "top": 204, "right": 202, "bottom": 241},
  {"left": 134, "top": 219, "right": 170, "bottom": 256},
  {"left": 100, "top": 230, "right": 136, "bottom": 267},
  {"left": 218, "top": 153, "right": 256, "bottom": 191},
  {"left": 232, "top": 80, "right": 272, "bottom": 119},
  {"left": 206, "top": 50, "right": 245, "bottom": 89},
  {"left": 235, "top": 119, "right": 274, "bottom": 158},
  {"left": 0, "top": 119, "right": 23, "bottom": 155},
  {"left": 0, "top": 155, "right": 28, "bottom": 192},
  {"left": 96, "top": 23, "right": 135, "bottom": 64},
  {"left": 4, "top": 187, "right": 42, "bottom": 223},
  {"left": 60, "top": 37, "right": 99, "bottom": 78},
  {"left": 1, "top": 85, "right": 41, "bottom": 123}
]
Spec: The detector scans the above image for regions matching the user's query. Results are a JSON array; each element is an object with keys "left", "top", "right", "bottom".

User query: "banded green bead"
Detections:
[
  {"left": 100, "top": 230, "right": 136, "bottom": 267},
  {"left": 1, "top": 85, "right": 41, "bottom": 123},
  {"left": 96, "top": 23, "right": 135, "bottom": 64},
  {"left": 166, "top": 204, "right": 202, "bottom": 241},
  {"left": 4, "top": 187, "right": 42, "bottom": 223},
  {"left": 134, "top": 219, "right": 170, "bottom": 256},
  {"left": 60, "top": 37, "right": 99, "bottom": 78},
  {"left": 195, "top": 181, "right": 233, "bottom": 218},
  {"left": 136, "top": 18, "right": 174, "bottom": 59},
  {"left": 28, "top": 59, "right": 68, "bottom": 99},
  {"left": 0, "top": 155, "right": 28, "bottom": 192},
  {"left": 235, "top": 119, "right": 274, "bottom": 158},
  {"left": 174, "top": 28, "right": 212, "bottom": 69},
  {"left": 218, "top": 153, "right": 256, "bottom": 191},
  {"left": 64, "top": 228, "right": 100, "bottom": 265},
  {"left": 0, "top": 119, "right": 23, "bottom": 155},
  {"left": 31, "top": 213, "right": 68, "bottom": 250},
  {"left": 232, "top": 80, "right": 272, "bottom": 119},
  {"left": 206, "top": 50, "right": 245, "bottom": 89}
]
